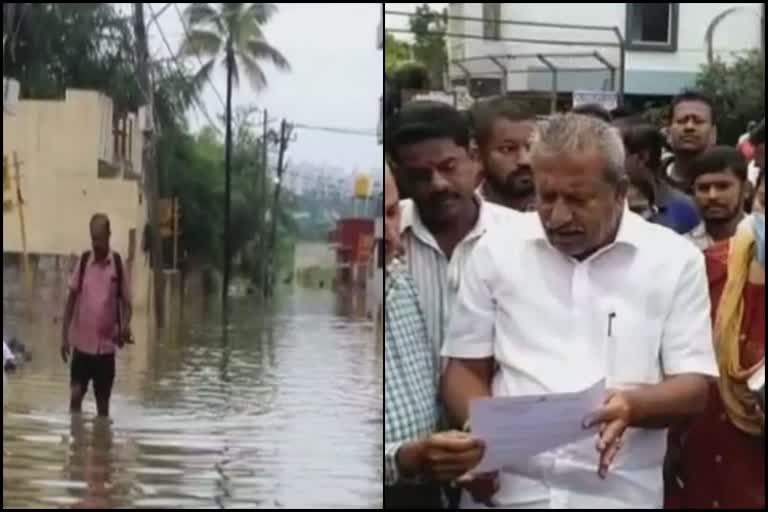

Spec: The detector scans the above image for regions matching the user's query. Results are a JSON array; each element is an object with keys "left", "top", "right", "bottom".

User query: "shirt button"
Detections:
[
  {"left": 712, "top": 500, "right": 720, "bottom": 508},
  {"left": 739, "top": 334, "right": 747, "bottom": 341},
  {"left": 720, "top": 413, "right": 727, "bottom": 422},
  {"left": 714, "top": 455, "right": 723, "bottom": 463}
]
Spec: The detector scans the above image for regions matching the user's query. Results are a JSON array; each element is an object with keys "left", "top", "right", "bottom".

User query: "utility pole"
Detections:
[
  {"left": 222, "top": 35, "right": 234, "bottom": 312},
  {"left": 264, "top": 119, "right": 292, "bottom": 297},
  {"left": 133, "top": 3, "right": 164, "bottom": 327},
  {"left": 258, "top": 108, "right": 269, "bottom": 292},
  {"left": 9, "top": 153, "right": 30, "bottom": 295}
]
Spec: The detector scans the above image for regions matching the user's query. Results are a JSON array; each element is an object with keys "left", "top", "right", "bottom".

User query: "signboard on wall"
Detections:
[{"left": 573, "top": 90, "right": 618, "bottom": 112}]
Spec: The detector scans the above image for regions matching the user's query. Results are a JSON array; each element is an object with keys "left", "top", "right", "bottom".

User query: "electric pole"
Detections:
[
  {"left": 222, "top": 35, "right": 234, "bottom": 312},
  {"left": 133, "top": 2, "right": 164, "bottom": 327},
  {"left": 265, "top": 119, "right": 292, "bottom": 297}
]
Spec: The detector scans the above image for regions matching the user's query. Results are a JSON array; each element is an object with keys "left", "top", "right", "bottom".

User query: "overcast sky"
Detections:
[
  {"left": 384, "top": 3, "right": 447, "bottom": 35},
  {"left": 146, "top": 3, "right": 383, "bottom": 176}
]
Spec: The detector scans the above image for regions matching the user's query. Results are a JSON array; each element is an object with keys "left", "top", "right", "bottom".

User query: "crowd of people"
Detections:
[{"left": 384, "top": 90, "right": 764, "bottom": 509}]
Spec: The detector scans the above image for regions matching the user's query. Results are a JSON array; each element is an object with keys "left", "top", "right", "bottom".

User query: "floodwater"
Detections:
[{"left": 3, "top": 287, "right": 383, "bottom": 509}]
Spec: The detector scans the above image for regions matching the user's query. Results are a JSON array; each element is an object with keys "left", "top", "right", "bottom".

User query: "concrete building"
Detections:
[
  {"left": 3, "top": 88, "right": 150, "bottom": 316},
  {"left": 446, "top": 3, "right": 763, "bottom": 106},
  {"left": 329, "top": 218, "right": 375, "bottom": 290},
  {"left": 293, "top": 241, "right": 336, "bottom": 288},
  {"left": 378, "top": 9, "right": 384, "bottom": 144}
]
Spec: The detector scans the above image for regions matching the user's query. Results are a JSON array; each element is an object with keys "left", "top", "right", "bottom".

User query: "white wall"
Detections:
[{"left": 448, "top": 3, "right": 762, "bottom": 93}]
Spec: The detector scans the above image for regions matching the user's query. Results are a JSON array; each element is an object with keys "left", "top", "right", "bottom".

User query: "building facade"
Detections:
[
  {"left": 378, "top": 9, "right": 384, "bottom": 144},
  {"left": 447, "top": 3, "right": 763, "bottom": 100},
  {"left": 3, "top": 88, "right": 150, "bottom": 315}
]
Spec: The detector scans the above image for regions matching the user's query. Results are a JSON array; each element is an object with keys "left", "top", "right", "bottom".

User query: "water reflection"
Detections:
[{"left": 3, "top": 288, "right": 382, "bottom": 509}]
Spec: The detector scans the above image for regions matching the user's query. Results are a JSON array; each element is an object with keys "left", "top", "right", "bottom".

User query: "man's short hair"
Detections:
[
  {"left": 622, "top": 124, "right": 665, "bottom": 173},
  {"left": 532, "top": 113, "right": 626, "bottom": 186},
  {"left": 471, "top": 96, "right": 535, "bottom": 146},
  {"left": 386, "top": 101, "right": 470, "bottom": 162},
  {"left": 669, "top": 90, "right": 716, "bottom": 123},
  {"left": 749, "top": 119, "right": 765, "bottom": 145},
  {"left": 90, "top": 213, "right": 111, "bottom": 232},
  {"left": 571, "top": 103, "right": 613, "bottom": 124},
  {"left": 689, "top": 146, "right": 748, "bottom": 183}
]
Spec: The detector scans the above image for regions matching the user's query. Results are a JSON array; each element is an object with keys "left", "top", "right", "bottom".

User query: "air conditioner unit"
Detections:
[{"left": 3, "top": 77, "right": 20, "bottom": 115}]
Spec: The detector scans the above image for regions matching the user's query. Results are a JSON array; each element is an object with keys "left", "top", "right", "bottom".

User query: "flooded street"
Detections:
[{"left": 3, "top": 288, "right": 383, "bottom": 509}]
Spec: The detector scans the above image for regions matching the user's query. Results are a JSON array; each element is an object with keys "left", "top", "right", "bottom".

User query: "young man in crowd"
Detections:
[
  {"left": 684, "top": 147, "right": 749, "bottom": 250},
  {"left": 623, "top": 123, "right": 700, "bottom": 233},
  {"left": 665, "top": 90, "right": 718, "bottom": 191},
  {"left": 473, "top": 96, "right": 537, "bottom": 212},
  {"left": 666, "top": 168, "right": 765, "bottom": 509}
]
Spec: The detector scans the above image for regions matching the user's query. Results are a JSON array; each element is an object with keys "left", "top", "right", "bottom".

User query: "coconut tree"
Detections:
[{"left": 181, "top": 3, "right": 290, "bottom": 306}]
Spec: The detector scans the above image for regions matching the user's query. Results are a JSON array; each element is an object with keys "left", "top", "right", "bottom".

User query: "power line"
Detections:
[
  {"left": 292, "top": 123, "right": 377, "bottom": 137},
  {"left": 172, "top": 2, "right": 226, "bottom": 111},
  {"left": 148, "top": 3, "right": 223, "bottom": 135}
]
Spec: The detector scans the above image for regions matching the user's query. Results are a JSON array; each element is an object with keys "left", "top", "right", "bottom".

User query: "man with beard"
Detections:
[
  {"left": 386, "top": 101, "right": 521, "bottom": 368},
  {"left": 685, "top": 147, "right": 748, "bottom": 250},
  {"left": 473, "top": 96, "right": 537, "bottom": 212},
  {"left": 664, "top": 91, "right": 717, "bottom": 191},
  {"left": 665, "top": 170, "right": 765, "bottom": 509}
]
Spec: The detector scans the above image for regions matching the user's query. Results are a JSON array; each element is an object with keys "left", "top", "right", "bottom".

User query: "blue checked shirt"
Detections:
[{"left": 384, "top": 265, "right": 439, "bottom": 487}]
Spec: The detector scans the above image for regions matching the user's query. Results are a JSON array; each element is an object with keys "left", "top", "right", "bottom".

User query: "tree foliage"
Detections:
[
  {"left": 696, "top": 50, "right": 764, "bottom": 145},
  {"left": 384, "top": 32, "right": 411, "bottom": 75},
  {"left": 4, "top": 3, "right": 298, "bottom": 288},
  {"left": 384, "top": 4, "right": 447, "bottom": 90},
  {"left": 180, "top": 3, "right": 290, "bottom": 91},
  {"left": 409, "top": 4, "right": 447, "bottom": 90}
]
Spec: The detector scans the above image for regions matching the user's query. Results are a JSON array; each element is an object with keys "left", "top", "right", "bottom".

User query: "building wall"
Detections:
[
  {"left": 448, "top": 3, "right": 762, "bottom": 96},
  {"left": 378, "top": 11, "right": 384, "bottom": 144},
  {"left": 294, "top": 241, "right": 336, "bottom": 272},
  {"left": 3, "top": 88, "right": 150, "bottom": 315}
]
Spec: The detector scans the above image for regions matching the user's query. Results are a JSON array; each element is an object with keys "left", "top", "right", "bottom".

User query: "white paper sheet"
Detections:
[{"left": 469, "top": 380, "right": 607, "bottom": 473}]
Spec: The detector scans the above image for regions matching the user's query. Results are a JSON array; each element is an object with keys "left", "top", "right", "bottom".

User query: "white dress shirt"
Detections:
[
  {"left": 400, "top": 196, "right": 522, "bottom": 366},
  {"left": 443, "top": 211, "right": 718, "bottom": 509},
  {"left": 684, "top": 222, "right": 716, "bottom": 251}
]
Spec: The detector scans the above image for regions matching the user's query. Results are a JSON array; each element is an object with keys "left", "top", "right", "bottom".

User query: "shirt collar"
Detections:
[
  {"left": 400, "top": 193, "right": 492, "bottom": 250},
  {"left": 90, "top": 251, "right": 114, "bottom": 265},
  {"left": 526, "top": 207, "right": 645, "bottom": 258},
  {"left": 689, "top": 222, "right": 709, "bottom": 239}
]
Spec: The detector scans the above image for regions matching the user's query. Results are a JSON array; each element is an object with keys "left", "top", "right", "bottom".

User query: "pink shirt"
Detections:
[{"left": 68, "top": 252, "right": 131, "bottom": 355}]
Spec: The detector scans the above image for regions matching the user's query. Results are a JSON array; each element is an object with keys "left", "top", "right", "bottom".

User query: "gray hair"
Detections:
[{"left": 532, "top": 113, "right": 626, "bottom": 185}]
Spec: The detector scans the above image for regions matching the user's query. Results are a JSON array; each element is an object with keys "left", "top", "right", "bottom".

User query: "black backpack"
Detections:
[{"left": 77, "top": 251, "right": 125, "bottom": 333}]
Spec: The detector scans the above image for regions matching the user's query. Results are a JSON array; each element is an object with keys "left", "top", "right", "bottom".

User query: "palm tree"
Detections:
[{"left": 180, "top": 3, "right": 290, "bottom": 307}]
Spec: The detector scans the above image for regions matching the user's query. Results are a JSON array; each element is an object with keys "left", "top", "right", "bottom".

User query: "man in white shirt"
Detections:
[
  {"left": 387, "top": 100, "right": 521, "bottom": 365},
  {"left": 442, "top": 114, "right": 718, "bottom": 508}
]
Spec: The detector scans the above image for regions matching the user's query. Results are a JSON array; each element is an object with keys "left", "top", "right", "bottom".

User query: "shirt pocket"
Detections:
[{"left": 607, "top": 314, "right": 662, "bottom": 388}]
